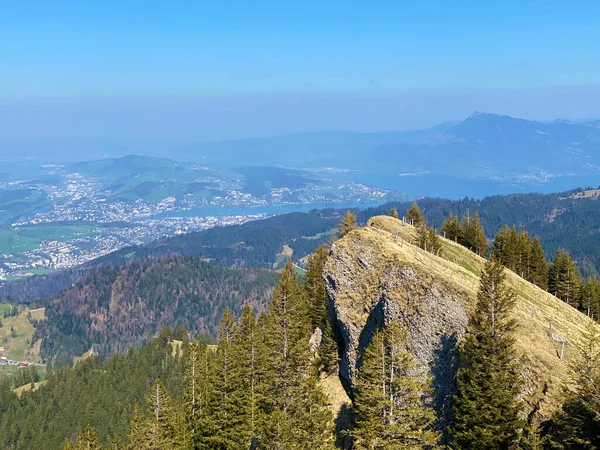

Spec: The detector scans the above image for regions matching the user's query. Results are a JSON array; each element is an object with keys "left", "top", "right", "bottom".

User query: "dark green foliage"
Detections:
[
  {"left": 491, "top": 225, "right": 549, "bottom": 290},
  {"left": 441, "top": 211, "right": 462, "bottom": 242},
  {"left": 340, "top": 211, "right": 357, "bottom": 237},
  {"left": 304, "top": 245, "right": 338, "bottom": 373},
  {"left": 460, "top": 210, "right": 488, "bottom": 257},
  {"left": 450, "top": 260, "right": 524, "bottom": 449},
  {"left": 389, "top": 207, "right": 399, "bottom": 219},
  {"left": 549, "top": 250, "right": 582, "bottom": 308},
  {"left": 260, "top": 261, "right": 334, "bottom": 449},
  {"left": 0, "top": 327, "right": 185, "bottom": 450},
  {"left": 581, "top": 276, "right": 600, "bottom": 319},
  {"left": 33, "top": 255, "right": 278, "bottom": 366},
  {"left": 351, "top": 322, "right": 438, "bottom": 449}
]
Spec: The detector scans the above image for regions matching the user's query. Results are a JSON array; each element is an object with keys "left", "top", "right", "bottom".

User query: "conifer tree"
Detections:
[
  {"left": 260, "top": 261, "right": 334, "bottom": 449},
  {"left": 461, "top": 211, "right": 488, "bottom": 257},
  {"left": 389, "top": 207, "right": 399, "bottom": 219},
  {"left": 232, "top": 304, "right": 263, "bottom": 448},
  {"left": 304, "top": 245, "right": 330, "bottom": 330},
  {"left": 406, "top": 202, "right": 426, "bottom": 228},
  {"left": 127, "top": 405, "right": 145, "bottom": 450},
  {"left": 212, "top": 309, "right": 242, "bottom": 449},
  {"left": 529, "top": 237, "right": 548, "bottom": 290},
  {"left": 581, "top": 276, "right": 600, "bottom": 319},
  {"left": 183, "top": 342, "right": 216, "bottom": 449},
  {"left": 450, "top": 259, "right": 523, "bottom": 449},
  {"left": 549, "top": 250, "right": 582, "bottom": 307},
  {"left": 339, "top": 211, "right": 357, "bottom": 237},
  {"left": 351, "top": 322, "right": 438, "bottom": 449},
  {"left": 491, "top": 224, "right": 512, "bottom": 267},
  {"left": 108, "top": 436, "right": 125, "bottom": 450},
  {"left": 519, "top": 419, "right": 547, "bottom": 450},
  {"left": 145, "top": 379, "right": 177, "bottom": 450},
  {"left": 441, "top": 212, "right": 462, "bottom": 242},
  {"left": 66, "top": 425, "right": 102, "bottom": 450},
  {"left": 548, "top": 322, "right": 600, "bottom": 448},
  {"left": 304, "top": 245, "right": 337, "bottom": 373}
]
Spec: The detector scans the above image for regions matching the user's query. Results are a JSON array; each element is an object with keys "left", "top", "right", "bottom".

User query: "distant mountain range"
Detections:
[{"left": 186, "top": 112, "right": 600, "bottom": 180}]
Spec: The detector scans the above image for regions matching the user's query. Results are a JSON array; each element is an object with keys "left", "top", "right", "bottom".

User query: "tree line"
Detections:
[{"left": 400, "top": 202, "right": 600, "bottom": 320}]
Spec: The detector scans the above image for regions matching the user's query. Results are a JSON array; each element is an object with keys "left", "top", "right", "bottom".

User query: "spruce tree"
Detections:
[
  {"left": 491, "top": 224, "right": 512, "bottom": 267},
  {"left": 183, "top": 341, "right": 216, "bottom": 449},
  {"left": 68, "top": 425, "right": 102, "bottom": 450},
  {"left": 212, "top": 309, "right": 242, "bottom": 449},
  {"left": 581, "top": 276, "right": 600, "bottom": 319},
  {"left": 450, "top": 259, "right": 523, "bottom": 449},
  {"left": 529, "top": 237, "right": 548, "bottom": 290},
  {"left": 340, "top": 211, "right": 357, "bottom": 237},
  {"left": 389, "top": 207, "right": 399, "bottom": 219},
  {"left": 304, "top": 245, "right": 337, "bottom": 373},
  {"left": 461, "top": 211, "right": 488, "bottom": 257},
  {"left": 127, "top": 405, "right": 145, "bottom": 450},
  {"left": 407, "top": 202, "right": 426, "bottom": 227},
  {"left": 549, "top": 250, "right": 582, "bottom": 308},
  {"left": 145, "top": 379, "right": 177, "bottom": 450},
  {"left": 260, "top": 261, "right": 334, "bottom": 449},
  {"left": 232, "top": 305, "right": 263, "bottom": 448},
  {"left": 351, "top": 322, "right": 439, "bottom": 449},
  {"left": 441, "top": 212, "right": 462, "bottom": 242}
]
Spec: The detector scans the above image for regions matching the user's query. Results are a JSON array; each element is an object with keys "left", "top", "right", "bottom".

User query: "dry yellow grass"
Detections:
[
  {"left": 339, "top": 215, "right": 598, "bottom": 416},
  {"left": 28, "top": 307, "right": 46, "bottom": 321},
  {"left": 14, "top": 380, "right": 46, "bottom": 398}
]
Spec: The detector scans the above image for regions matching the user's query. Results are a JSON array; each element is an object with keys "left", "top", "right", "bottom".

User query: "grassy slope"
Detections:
[
  {"left": 349, "top": 215, "right": 596, "bottom": 416},
  {"left": 0, "top": 306, "right": 45, "bottom": 363}
]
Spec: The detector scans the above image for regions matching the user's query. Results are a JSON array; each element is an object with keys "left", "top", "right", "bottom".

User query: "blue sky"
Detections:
[{"left": 2, "top": 1, "right": 600, "bottom": 140}]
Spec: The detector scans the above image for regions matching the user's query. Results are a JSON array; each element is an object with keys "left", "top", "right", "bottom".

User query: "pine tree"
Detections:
[
  {"left": 339, "top": 211, "right": 357, "bottom": 237},
  {"left": 406, "top": 202, "right": 426, "bottom": 228},
  {"left": 351, "top": 322, "right": 439, "bottom": 449},
  {"left": 145, "top": 379, "right": 177, "bottom": 450},
  {"left": 548, "top": 322, "right": 600, "bottom": 448},
  {"left": 260, "top": 261, "right": 334, "bottom": 449},
  {"left": 549, "top": 250, "right": 582, "bottom": 308},
  {"left": 441, "top": 212, "right": 462, "bottom": 242},
  {"left": 389, "top": 207, "right": 399, "bottom": 219},
  {"left": 450, "top": 259, "right": 523, "bottom": 449}
]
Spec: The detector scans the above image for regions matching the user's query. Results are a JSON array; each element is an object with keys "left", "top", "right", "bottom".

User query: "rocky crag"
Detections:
[{"left": 324, "top": 215, "right": 595, "bottom": 426}]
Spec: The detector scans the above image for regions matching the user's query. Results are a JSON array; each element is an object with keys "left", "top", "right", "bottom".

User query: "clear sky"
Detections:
[{"left": 2, "top": 1, "right": 600, "bottom": 140}]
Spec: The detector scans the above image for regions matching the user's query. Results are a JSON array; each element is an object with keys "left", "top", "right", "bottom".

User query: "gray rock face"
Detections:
[{"left": 324, "top": 231, "right": 469, "bottom": 425}]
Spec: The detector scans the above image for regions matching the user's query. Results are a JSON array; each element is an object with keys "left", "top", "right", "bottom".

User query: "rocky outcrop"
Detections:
[
  {"left": 324, "top": 223, "right": 470, "bottom": 424},
  {"left": 324, "top": 215, "right": 598, "bottom": 426}
]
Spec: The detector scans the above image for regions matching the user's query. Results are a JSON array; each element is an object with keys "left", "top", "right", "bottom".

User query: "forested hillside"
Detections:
[
  {"left": 0, "top": 210, "right": 339, "bottom": 302},
  {"left": 32, "top": 255, "right": 278, "bottom": 368},
  {"left": 5, "top": 186, "right": 600, "bottom": 305}
]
